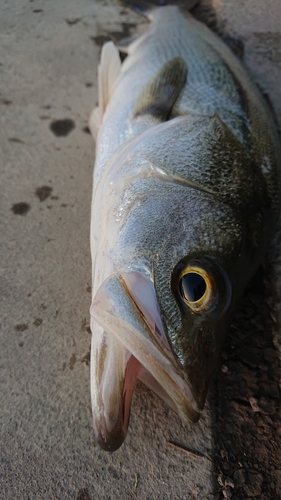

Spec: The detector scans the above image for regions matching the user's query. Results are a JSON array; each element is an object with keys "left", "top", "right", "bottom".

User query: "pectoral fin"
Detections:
[{"left": 133, "top": 57, "right": 188, "bottom": 121}]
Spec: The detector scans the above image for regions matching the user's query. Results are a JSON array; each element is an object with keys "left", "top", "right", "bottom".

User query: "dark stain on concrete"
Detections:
[
  {"left": 76, "top": 488, "right": 91, "bottom": 500},
  {"left": 33, "top": 318, "right": 43, "bottom": 327},
  {"left": 66, "top": 17, "right": 81, "bottom": 26},
  {"left": 35, "top": 185, "right": 53, "bottom": 202},
  {"left": 50, "top": 119, "right": 75, "bottom": 137},
  {"left": 69, "top": 353, "right": 76, "bottom": 370},
  {"left": 81, "top": 318, "right": 86, "bottom": 331},
  {"left": 80, "top": 350, "right": 90, "bottom": 366},
  {"left": 15, "top": 324, "right": 28, "bottom": 332},
  {"left": 81, "top": 318, "right": 91, "bottom": 334},
  {"left": 83, "top": 126, "right": 91, "bottom": 135},
  {"left": 1, "top": 98, "right": 12, "bottom": 105},
  {"left": 11, "top": 202, "right": 30, "bottom": 215},
  {"left": 9, "top": 137, "right": 24, "bottom": 143}
]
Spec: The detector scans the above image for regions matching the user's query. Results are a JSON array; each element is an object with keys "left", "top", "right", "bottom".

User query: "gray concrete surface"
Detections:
[{"left": 1, "top": 1, "right": 281, "bottom": 499}]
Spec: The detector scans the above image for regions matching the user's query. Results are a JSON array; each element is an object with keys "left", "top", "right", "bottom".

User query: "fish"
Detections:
[{"left": 88, "top": 0, "right": 281, "bottom": 451}]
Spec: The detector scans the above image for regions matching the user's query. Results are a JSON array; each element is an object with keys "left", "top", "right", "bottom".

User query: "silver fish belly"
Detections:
[{"left": 89, "top": 5, "right": 281, "bottom": 451}]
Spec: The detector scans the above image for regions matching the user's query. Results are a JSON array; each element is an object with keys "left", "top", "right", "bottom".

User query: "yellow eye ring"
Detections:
[{"left": 179, "top": 266, "right": 214, "bottom": 312}]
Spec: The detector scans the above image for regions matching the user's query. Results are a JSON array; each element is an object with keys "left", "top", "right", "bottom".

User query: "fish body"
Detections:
[{"left": 89, "top": 4, "right": 281, "bottom": 451}]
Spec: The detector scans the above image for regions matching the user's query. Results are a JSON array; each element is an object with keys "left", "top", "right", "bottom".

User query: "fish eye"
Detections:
[
  {"left": 172, "top": 258, "right": 232, "bottom": 315},
  {"left": 177, "top": 265, "right": 216, "bottom": 313},
  {"left": 179, "top": 272, "right": 207, "bottom": 303}
]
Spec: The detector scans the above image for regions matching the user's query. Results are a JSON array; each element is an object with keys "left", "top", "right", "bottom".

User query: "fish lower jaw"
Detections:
[
  {"left": 91, "top": 349, "right": 201, "bottom": 452},
  {"left": 137, "top": 363, "right": 201, "bottom": 424}
]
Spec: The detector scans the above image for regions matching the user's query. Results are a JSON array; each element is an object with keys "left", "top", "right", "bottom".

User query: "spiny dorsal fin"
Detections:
[
  {"left": 133, "top": 57, "right": 188, "bottom": 121},
  {"left": 89, "top": 41, "right": 121, "bottom": 139}
]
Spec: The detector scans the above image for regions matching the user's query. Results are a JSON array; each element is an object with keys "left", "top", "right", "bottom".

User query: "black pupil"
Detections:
[{"left": 179, "top": 272, "right": 206, "bottom": 303}]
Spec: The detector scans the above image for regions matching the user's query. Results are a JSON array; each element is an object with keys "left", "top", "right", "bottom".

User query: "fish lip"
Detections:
[
  {"left": 90, "top": 321, "right": 142, "bottom": 451},
  {"left": 92, "top": 352, "right": 201, "bottom": 452},
  {"left": 94, "top": 419, "right": 126, "bottom": 452}
]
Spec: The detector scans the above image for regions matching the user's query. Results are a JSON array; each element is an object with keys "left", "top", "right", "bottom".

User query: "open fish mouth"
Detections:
[{"left": 90, "top": 269, "right": 201, "bottom": 451}]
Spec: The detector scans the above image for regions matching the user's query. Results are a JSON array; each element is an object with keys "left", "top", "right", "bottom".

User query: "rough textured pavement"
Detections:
[{"left": 1, "top": 1, "right": 281, "bottom": 499}]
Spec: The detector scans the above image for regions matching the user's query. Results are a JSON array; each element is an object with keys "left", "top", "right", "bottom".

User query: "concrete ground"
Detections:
[{"left": 1, "top": 1, "right": 281, "bottom": 499}]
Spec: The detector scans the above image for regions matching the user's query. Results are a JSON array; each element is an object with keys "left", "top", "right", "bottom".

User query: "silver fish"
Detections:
[{"left": 89, "top": 2, "right": 281, "bottom": 450}]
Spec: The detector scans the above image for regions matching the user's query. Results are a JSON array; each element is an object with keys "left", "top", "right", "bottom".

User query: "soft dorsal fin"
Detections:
[
  {"left": 89, "top": 41, "right": 121, "bottom": 139},
  {"left": 133, "top": 57, "right": 188, "bottom": 121}
]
